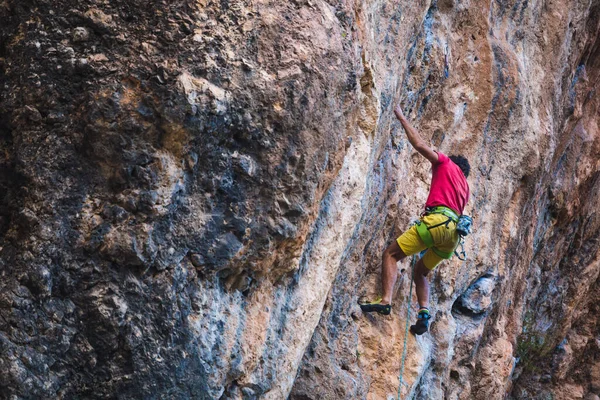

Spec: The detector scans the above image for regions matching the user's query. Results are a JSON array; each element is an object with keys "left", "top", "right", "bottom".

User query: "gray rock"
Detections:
[
  {"left": 72, "top": 27, "right": 89, "bottom": 42},
  {"left": 455, "top": 274, "right": 496, "bottom": 315}
]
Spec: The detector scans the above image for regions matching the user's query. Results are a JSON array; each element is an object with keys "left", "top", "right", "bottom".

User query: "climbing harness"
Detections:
[
  {"left": 414, "top": 219, "right": 455, "bottom": 259},
  {"left": 397, "top": 254, "right": 416, "bottom": 400},
  {"left": 425, "top": 205, "right": 459, "bottom": 222},
  {"left": 415, "top": 206, "right": 472, "bottom": 260}
]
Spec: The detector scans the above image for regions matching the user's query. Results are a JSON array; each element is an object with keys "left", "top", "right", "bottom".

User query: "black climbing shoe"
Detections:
[
  {"left": 410, "top": 308, "right": 431, "bottom": 335},
  {"left": 359, "top": 298, "right": 392, "bottom": 316}
]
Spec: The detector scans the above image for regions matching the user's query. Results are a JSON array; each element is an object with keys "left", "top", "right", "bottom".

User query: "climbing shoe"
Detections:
[
  {"left": 410, "top": 308, "right": 431, "bottom": 335},
  {"left": 359, "top": 297, "right": 392, "bottom": 316}
]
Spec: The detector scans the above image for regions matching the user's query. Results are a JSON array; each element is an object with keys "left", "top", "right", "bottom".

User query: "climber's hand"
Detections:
[{"left": 394, "top": 104, "right": 405, "bottom": 121}]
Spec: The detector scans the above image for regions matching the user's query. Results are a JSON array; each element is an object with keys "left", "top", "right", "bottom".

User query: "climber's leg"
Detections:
[
  {"left": 359, "top": 241, "right": 406, "bottom": 315},
  {"left": 413, "top": 257, "right": 431, "bottom": 309},
  {"left": 410, "top": 254, "right": 436, "bottom": 335},
  {"left": 360, "top": 224, "right": 425, "bottom": 315},
  {"left": 380, "top": 241, "right": 407, "bottom": 305}
]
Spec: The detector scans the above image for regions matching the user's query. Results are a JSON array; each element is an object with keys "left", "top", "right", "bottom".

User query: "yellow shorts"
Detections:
[{"left": 397, "top": 213, "right": 460, "bottom": 270}]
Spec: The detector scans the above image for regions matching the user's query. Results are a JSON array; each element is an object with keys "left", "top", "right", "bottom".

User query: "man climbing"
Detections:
[{"left": 360, "top": 104, "right": 471, "bottom": 335}]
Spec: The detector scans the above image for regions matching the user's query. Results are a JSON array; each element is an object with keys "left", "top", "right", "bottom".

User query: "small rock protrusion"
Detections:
[
  {"left": 17, "top": 106, "right": 43, "bottom": 123},
  {"left": 141, "top": 42, "right": 157, "bottom": 55},
  {"left": 452, "top": 274, "right": 496, "bottom": 317},
  {"left": 186, "top": 152, "right": 198, "bottom": 170},
  {"left": 225, "top": 272, "right": 252, "bottom": 293},
  {"left": 241, "top": 387, "right": 256, "bottom": 397},
  {"left": 72, "top": 27, "right": 90, "bottom": 42},
  {"left": 190, "top": 253, "right": 206, "bottom": 268},
  {"left": 237, "top": 154, "right": 258, "bottom": 177},
  {"left": 84, "top": 8, "right": 115, "bottom": 33},
  {"left": 17, "top": 207, "right": 40, "bottom": 228}
]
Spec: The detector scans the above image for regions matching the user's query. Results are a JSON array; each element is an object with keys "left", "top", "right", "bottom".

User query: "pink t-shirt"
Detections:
[{"left": 425, "top": 152, "right": 470, "bottom": 214}]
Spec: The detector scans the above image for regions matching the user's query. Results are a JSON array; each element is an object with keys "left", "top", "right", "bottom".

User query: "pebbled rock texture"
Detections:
[{"left": 0, "top": 0, "right": 599, "bottom": 399}]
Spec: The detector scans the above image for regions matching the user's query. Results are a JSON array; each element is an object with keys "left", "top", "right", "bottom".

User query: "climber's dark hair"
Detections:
[{"left": 449, "top": 155, "right": 470, "bottom": 178}]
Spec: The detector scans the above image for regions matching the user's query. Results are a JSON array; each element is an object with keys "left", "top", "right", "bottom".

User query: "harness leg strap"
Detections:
[{"left": 415, "top": 219, "right": 455, "bottom": 259}]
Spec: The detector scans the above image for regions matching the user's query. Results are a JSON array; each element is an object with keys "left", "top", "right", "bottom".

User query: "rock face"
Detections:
[{"left": 0, "top": 0, "right": 599, "bottom": 399}]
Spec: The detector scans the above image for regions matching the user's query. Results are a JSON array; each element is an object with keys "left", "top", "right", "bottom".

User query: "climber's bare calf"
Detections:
[
  {"left": 412, "top": 258, "right": 431, "bottom": 310},
  {"left": 380, "top": 242, "right": 406, "bottom": 305},
  {"left": 381, "top": 243, "right": 430, "bottom": 309}
]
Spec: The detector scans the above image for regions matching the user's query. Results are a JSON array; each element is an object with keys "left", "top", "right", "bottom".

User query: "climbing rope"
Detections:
[{"left": 397, "top": 254, "right": 416, "bottom": 400}]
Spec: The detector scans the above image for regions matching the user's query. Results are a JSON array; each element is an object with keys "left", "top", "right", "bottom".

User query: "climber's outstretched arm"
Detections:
[{"left": 394, "top": 104, "right": 439, "bottom": 165}]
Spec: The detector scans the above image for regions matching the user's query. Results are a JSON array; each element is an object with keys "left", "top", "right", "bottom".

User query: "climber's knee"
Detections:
[
  {"left": 414, "top": 258, "right": 431, "bottom": 278},
  {"left": 383, "top": 241, "right": 406, "bottom": 262}
]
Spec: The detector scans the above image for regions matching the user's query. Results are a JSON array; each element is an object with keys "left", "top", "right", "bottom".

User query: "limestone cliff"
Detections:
[{"left": 0, "top": 0, "right": 599, "bottom": 399}]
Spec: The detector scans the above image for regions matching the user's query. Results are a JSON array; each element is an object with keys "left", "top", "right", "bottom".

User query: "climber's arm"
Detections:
[{"left": 394, "top": 104, "right": 439, "bottom": 165}]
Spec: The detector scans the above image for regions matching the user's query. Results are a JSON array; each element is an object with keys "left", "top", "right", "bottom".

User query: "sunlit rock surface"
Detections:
[{"left": 0, "top": 0, "right": 599, "bottom": 399}]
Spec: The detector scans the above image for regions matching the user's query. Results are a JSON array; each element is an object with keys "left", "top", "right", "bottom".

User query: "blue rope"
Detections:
[{"left": 397, "top": 255, "right": 416, "bottom": 400}]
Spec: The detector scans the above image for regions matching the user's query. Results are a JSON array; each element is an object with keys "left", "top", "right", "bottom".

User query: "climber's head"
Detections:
[{"left": 449, "top": 155, "right": 470, "bottom": 178}]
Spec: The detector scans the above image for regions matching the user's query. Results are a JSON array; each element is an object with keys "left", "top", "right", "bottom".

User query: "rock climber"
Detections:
[{"left": 360, "top": 104, "right": 471, "bottom": 335}]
